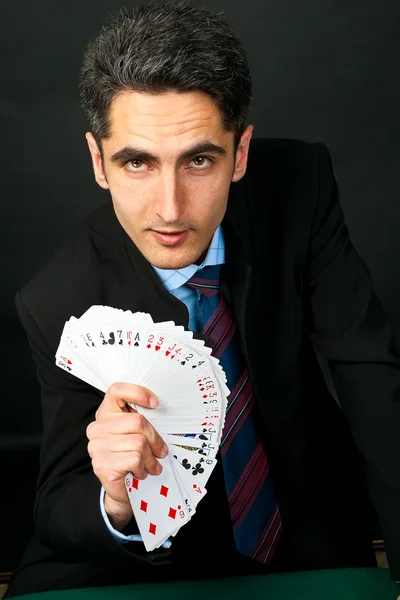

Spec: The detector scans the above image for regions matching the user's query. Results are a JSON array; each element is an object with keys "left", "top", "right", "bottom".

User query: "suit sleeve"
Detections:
[
  {"left": 305, "top": 143, "right": 400, "bottom": 581},
  {"left": 15, "top": 290, "right": 172, "bottom": 569}
]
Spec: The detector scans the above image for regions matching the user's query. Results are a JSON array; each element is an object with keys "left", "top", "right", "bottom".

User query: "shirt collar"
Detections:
[{"left": 152, "top": 225, "right": 225, "bottom": 293}]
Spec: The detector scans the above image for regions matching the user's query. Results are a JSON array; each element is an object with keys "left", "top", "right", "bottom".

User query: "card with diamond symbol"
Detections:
[
  {"left": 125, "top": 455, "right": 191, "bottom": 550},
  {"left": 56, "top": 306, "right": 229, "bottom": 551}
]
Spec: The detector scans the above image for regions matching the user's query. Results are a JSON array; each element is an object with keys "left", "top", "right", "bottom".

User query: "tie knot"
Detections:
[{"left": 186, "top": 264, "right": 221, "bottom": 296}]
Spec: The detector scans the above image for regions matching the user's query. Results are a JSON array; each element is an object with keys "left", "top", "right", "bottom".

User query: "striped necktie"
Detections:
[{"left": 186, "top": 264, "right": 282, "bottom": 563}]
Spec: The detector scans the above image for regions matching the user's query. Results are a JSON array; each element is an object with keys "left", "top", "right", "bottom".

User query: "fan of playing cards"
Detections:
[{"left": 55, "top": 305, "right": 230, "bottom": 551}]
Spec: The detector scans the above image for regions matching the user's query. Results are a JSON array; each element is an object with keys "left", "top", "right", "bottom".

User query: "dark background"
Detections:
[{"left": 0, "top": 0, "right": 399, "bottom": 571}]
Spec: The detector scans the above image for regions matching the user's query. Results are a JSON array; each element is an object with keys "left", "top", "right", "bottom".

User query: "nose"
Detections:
[{"left": 154, "top": 170, "right": 185, "bottom": 224}]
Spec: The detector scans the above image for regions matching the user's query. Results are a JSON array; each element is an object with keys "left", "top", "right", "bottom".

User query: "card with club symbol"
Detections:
[{"left": 55, "top": 305, "right": 229, "bottom": 550}]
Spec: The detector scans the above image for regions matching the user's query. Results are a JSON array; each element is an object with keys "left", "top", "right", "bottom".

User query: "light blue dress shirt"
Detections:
[{"left": 100, "top": 225, "right": 225, "bottom": 545}]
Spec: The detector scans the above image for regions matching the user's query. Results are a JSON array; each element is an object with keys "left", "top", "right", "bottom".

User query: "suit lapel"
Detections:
[{"left": 221, "top": 176, "right": 255, "bottom": 351}]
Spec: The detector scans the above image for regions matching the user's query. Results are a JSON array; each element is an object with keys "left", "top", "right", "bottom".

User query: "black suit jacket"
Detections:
[{"left": 6, "top": 139, "right": 400, "bottom": 597}]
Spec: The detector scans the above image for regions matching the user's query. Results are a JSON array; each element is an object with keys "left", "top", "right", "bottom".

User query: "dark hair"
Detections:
[{"left": 79, "top": 0, "right": 252, "bottom": 157}]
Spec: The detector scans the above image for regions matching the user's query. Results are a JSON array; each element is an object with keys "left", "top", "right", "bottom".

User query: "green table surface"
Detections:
[{"left": 13, "top": 568, "right": 397, "bottom": 600}]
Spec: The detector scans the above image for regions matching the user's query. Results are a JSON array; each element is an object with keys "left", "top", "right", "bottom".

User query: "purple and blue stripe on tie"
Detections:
[{"left": 186, "top": 264, "right": 282, "bottom": 564}]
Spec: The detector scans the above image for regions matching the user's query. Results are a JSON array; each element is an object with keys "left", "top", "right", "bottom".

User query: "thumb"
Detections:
[{"left": 96, "top": 382, "right": 158, "bottom": 420}]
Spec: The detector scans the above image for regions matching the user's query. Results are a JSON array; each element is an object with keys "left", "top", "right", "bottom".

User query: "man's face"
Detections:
[{"left": 86, "top": 90, "right": 253, "bottom": 269}]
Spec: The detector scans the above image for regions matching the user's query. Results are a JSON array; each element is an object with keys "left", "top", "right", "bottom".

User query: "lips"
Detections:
[{"left": 151, "top": 230, "right": 189, "bottom": 246}]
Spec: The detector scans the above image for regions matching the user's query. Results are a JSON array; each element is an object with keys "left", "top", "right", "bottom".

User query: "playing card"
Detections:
[
  {"left": 171, "top": 456, "right": 207, "bottom": 508},
  {"left": 55, "top": 305, "right": 229, "bottom": 548},
  {"left": 170, "top": 443, "right": 217, "bottom": 486},
  {"left": 124, "top": 455, "right": 190, "bottom": 551}
]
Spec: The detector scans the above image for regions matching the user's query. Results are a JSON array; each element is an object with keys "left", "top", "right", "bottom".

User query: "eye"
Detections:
[
  {"left": 126, "top": 159, "right": 146, "bottom": 172},
  {"left": 124, "top": 155, "right": 214, "bottom": 174},
  {"left": 190, "top": 156, "right": 213, "bottom": 169}
]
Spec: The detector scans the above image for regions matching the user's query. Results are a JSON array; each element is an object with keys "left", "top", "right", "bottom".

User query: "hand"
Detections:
[{"left": 86, "top": 382, "right": 168, "bottom": 526}]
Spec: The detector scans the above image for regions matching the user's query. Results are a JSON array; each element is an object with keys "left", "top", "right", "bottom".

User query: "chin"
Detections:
[
  {"left": 137, "top": 232, "right": 209, "bottom": 270},
  {"left": 148, "top": 248, "right": 202, "bottom": 270},
  {"left": 151, "top": 256, "right": 196, "bottom": 270}
]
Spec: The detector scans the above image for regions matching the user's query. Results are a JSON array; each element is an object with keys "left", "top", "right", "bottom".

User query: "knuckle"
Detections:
[
  {"left": 133, "top": 435, "right": 147, "bottom": 454},
  {"left": 131, "top": 412, "right": 146, "bottom": 432},
  {"left": 87, "top": 439, "right": 94, "bottom": 458},
  {"left": 91, "top": 457, "right": 102, "bottom": 473},
  {"left": 87, "top": 438, "right": 101, "bottom": 460},
  {"left": 108, "top": 382, "right": 121, "bottom": 397},
  {"left": 95, "top": 397, "right": 109, "bottom": 421},
  {"left": 86, "top": 422, "right": 94, "bottom": 439},
  {"left": 130, "top": 451, "right": 142, "bottom": 472}
]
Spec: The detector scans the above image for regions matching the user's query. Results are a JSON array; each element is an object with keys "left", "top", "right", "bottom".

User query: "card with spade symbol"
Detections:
[{"left": 55, "top": 305, "right": 229, "bottom": 550}]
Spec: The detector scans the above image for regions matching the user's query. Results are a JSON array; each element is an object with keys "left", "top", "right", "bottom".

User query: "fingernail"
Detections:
[
  {"left": 155, "top": 462, "right": 163, "bottom": 474},
  {"left": 149, "top": 396, "right": 158, "bottom": 408},
  {"left": 160, "top": 443, "right": 168, "bottom": 457}
]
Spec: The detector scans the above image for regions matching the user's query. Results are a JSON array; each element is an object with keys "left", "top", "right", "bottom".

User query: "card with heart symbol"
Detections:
[{"left": 55, "top": 305, "right": 229, "bottom": 550}]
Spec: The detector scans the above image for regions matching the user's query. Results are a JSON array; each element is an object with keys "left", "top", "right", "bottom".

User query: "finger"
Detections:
[
  {"left": 93, "top": 442, "right": 161, "bottom": 485},
  {"left": 93, "top": 451, "right": 147, "bottom": 487},
  {"left": 91, "top": 413, "right": 168, "bottom": 459},
  {"left": 96, "top": 464, "right": 142, "bottom": 505},
  {"left": 110, "top": 433, "right": 163, "bottom": 476},
  {"left": 96, "top": 382, "right": 158, "bottom": 419},
  {"left": 130, "top": 434, "right": 163, "bottom": 476}
]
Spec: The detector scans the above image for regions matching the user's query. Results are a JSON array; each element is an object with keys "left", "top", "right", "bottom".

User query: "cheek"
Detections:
[
  {"left": 110, "top": 180, "right": 150, "bottom": 216},
  {"left": 189, "top": 174, "right": 229, "bottom": 213},
  {"left": 203, "top": 183, "right": 229, "bottom": 220}
]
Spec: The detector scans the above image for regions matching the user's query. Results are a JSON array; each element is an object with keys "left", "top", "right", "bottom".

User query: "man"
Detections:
[{"left": 5, "top": 1, "right": 400, "bottom": 597}]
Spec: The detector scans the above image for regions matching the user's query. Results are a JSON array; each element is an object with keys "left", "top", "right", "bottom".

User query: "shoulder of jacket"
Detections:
[{"left": 16, "top": 202, "right": 125, "bottom": 325}]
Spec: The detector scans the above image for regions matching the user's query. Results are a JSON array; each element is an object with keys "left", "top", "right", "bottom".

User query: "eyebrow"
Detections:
[{"left": 110, "top": 141, "right": 227, "bottom": 165}]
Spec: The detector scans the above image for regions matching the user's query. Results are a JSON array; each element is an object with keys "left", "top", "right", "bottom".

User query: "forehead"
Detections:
[{"left": 106, "top": 90, "right": 232, "bottom": 152}]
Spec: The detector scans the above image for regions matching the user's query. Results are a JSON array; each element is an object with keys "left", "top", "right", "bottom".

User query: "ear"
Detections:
[
  {"left": 85, "top": 132, "right": 109, "bottom": 190},
  {"left": 231, "top": 124, "right": 254, "bottom": 183}
]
